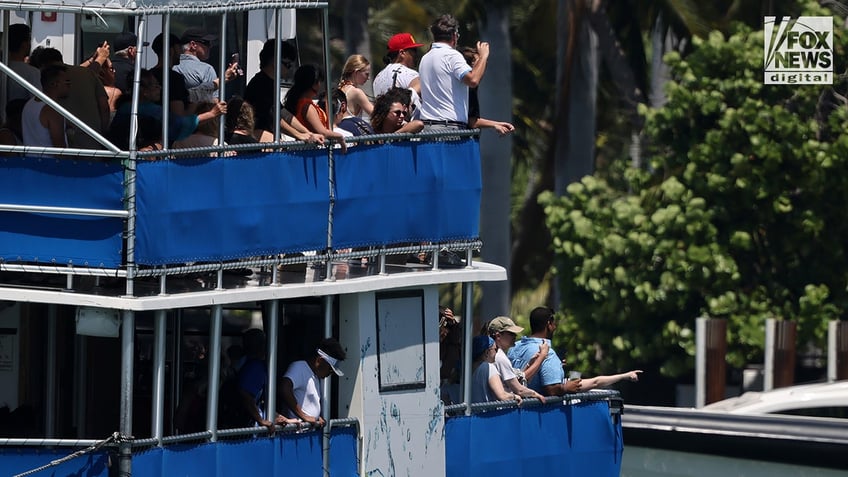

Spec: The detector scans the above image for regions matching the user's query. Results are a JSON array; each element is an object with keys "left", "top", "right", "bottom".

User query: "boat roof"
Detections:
[
  {"left": 0, "top": 260, "right": 506, "bottom": 311},
  {"left": 0, "top": 0, "right": 326, "bottom": 14},
  {"left": 702, "top": 380, "right": 848, "bottom": 414}
]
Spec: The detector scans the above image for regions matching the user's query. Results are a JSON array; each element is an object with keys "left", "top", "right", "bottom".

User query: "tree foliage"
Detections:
[{"left": 542, "top": 4, "right": 848, "bottom": 377}]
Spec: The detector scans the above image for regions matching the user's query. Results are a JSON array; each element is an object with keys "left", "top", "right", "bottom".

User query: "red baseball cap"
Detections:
[{"left": 387, "top": 33, "right": 424, "bottom": 52}]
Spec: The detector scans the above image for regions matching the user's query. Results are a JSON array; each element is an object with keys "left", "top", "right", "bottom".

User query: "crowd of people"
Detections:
[
  {"left": 1, "top": 12, "right": 513, "bottom": 156},
  {"left": 441, "top": 305, "right": 642, "bottom": 405}
]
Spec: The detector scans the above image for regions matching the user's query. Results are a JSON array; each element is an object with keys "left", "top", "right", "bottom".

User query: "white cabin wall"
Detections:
[
  {"left": 338, "top": 286, "right": 446, "bottom": 477},
  {"left": 31, "top": 12, "right": 75, "bottom": 63}
]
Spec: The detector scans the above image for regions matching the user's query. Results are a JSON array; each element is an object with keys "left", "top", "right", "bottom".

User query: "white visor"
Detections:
[{"left": 317, "top": 348, "right": 344, "bottom": 376}]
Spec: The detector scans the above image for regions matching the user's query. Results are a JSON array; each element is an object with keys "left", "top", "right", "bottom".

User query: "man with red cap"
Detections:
[{"left": 372, "top": 32, "right": 424, "bottom": 117}]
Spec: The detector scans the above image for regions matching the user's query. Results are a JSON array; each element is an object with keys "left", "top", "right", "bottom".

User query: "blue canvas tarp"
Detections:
[
  {"left": 445, "top": 401, "right": 623, "bottom": 477},
  {"left": 0, "top": 157, "right": 124, "bottom": 267}
]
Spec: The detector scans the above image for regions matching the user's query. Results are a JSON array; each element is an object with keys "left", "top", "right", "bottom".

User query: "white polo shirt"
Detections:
[{"left": 418, "top": 42, "right": 472, "bottom": 123}]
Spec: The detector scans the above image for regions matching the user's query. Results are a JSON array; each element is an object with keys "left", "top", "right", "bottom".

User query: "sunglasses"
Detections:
[{"left": 390, "top": 109, "right": 407, "bottom": 117}]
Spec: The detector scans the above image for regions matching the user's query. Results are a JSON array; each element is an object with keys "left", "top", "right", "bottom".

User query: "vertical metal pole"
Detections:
[
  {"left": 764, "top": 318, "right": 775, "bottom": 392},
  {"left": 152, "top": 310, "right": 167, "bottom": 443},
  {"left": 322, "top": 7, "right": 335, "bottom": 282},
  {"left": 273, "top": 8, "right": 282, "bottom": 141},
  {"left": 206, "top": 305, "right": 223, "bottom": 441},
  {"left": 322, "top": 295, "right": 333, "bottom": 477},
  {"left": 124, "top": 18, "right": 147, "bottom": 298},
  {"left": 161, "top": 14, "right": 171, "bottom": 147},
  {"left": 171, "top": 311, "right": 183, "bottom": 435},
  {"left": 119, "top": 310, "right": 135, "bottom": 477},
  {"left": 266, "top": 300, "right": 280, "bottom": 424},
  {"left": 1, "top": 10, "right": 8, "bottom": 121},
  {"left": 218, "top": 14, "right": 228, "bottom": 144},
  {"left": 695, "top": 317, "right": 706, "bottom": 408},
  {"left": 45, "top": 305, "right": 57, "bottom": 437},
  {"left": 828, "top": 320, "right": 837, "bottom": 383},
  {"left": 462, "top": 283, "right": 473, "bottom": 415},
  {"left": 321, "top": 7, "right": 333, "bottom": 126}
]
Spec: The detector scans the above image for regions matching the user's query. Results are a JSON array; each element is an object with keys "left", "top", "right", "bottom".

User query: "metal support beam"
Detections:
[
  {"left": 206, "top": 305, "right": 223, "bottom": 441},
  {"left": 462, "top": 282, "right": 473, "bottom": 415},
  {"left": 45, "top": 305, "right": 57, "bottom": 437},
  {"left": 152, "top": 310, "right": 167, "bottom": 443},
  {"left": 119, "top": 310, "right": 135, "bottom": 476},
  {"left": 266, "top": 300, "right": 280, "bottom": 424},
  {"left": 322, "top": 294, "right": 333, "bottom": 477}
]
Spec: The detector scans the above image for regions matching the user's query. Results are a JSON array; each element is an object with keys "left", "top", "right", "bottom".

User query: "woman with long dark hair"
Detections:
[{"left": 284, "top": 64, "right": 346, "bottom": 150}]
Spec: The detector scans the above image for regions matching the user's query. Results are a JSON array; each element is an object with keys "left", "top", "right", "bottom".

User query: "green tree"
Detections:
[{"left": 542, "top": 3, "right": 848, "bottom": 377}]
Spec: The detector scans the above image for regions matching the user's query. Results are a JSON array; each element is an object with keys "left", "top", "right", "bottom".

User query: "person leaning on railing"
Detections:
[
  {"left": 485, "top": 316, "right": 546, "bottom": 402},
  {"left": 108, "top": 69, "right": 226, "bottom": 153},
  {"left": 509, "top": 306, "right": 643, "bottom": 396},
  {"left": 471, "top": 335, "right": 522, "bottom": 404},
  {"left": 244, "top": 39, "right": 325, "bottom": 144},
  {"left": 370, "top": 87, "right": 423, "bottom": 134},
  {"left": 284, "top": 64, "right": 347, "bottom": 152}
]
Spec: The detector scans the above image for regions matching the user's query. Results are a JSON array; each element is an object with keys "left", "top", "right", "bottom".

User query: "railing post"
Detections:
[
  {"left": 152, "top": 310, "right": 167, "bottom": 444},
  {"left": 119, "top": 310, "right": 135, "bottom": 476},
  {"left": 461, "top": 282, "right": 473, "bottom": 414},
  {"left": 206, "top": 305, "right": 223, "bottom": 441}
]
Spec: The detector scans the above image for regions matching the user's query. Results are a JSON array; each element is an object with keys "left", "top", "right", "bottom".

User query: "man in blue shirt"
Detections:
[{"left": 508, "top": 306, "right": 582, "bottom": 396}]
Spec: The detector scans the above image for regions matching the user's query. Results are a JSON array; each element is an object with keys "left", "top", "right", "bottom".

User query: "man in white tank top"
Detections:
[{"left": 22, "top": 64, "right": 71, "bottom": 148}]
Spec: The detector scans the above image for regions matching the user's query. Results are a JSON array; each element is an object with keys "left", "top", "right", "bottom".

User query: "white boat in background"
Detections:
[{"left": 0, "top": 1, "right": 625, "bottom": 476}]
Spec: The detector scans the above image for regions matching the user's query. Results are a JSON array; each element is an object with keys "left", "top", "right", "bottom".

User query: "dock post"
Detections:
[
  {"left": 765, "top": 319, "right": 795, "bottom": 391},
  {"left": 827, "top": 320, "right": 848, "bottom": 382},
  {"left": 695, "top": 317, "right": 726, "bottom": 407}
]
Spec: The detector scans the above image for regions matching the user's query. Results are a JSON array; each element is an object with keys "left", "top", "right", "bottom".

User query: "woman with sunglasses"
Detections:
[
  {"left": 370, "top": 88, "right": 423, "bottom": 134},
  {"left": 471, "top": 335, "right": 522, "bottom": 404}
]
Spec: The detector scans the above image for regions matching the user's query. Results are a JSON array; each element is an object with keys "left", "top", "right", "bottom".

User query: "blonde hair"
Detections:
[{"left": 339, "top": 54, "right": 370, "bottom": 85}]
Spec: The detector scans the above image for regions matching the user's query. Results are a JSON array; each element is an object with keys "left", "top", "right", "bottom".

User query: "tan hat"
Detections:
[{"left": 487, "top": 316, "right": 524, "bottom": 335}]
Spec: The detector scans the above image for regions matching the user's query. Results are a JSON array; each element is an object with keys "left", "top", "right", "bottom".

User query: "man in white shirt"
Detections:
[
  {"left": 372, "top": 33, "right": 424, "bottom": 116},
  {"left": 418, "top": 14, "right": 489, "bottom": 130},
  {"left": 280, "top": 337, "right": 346, "bottom": 427}
]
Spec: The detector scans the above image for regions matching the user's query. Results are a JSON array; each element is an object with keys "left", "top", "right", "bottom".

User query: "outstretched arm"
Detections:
[
  {"left": 580, "top": 370, "right": 643, "bottom": 391},
  {"left": 468, "top": 117, "right": 514, "bottom": 136}
]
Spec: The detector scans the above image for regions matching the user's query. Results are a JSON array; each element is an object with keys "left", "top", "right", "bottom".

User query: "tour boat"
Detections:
[{"left": 0, "top": 1, "right": 624, "bottom": 475}]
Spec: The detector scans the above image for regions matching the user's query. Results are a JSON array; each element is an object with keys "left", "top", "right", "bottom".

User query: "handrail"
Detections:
[
  {"left": 0, "top": 203, "right": 129, "bottom": 218},
  {"left": 0, "top": 417, "right": 357, "bottom": 448},
  {"left": 445, "top": 390, "right": 622, "bottom": 417}
]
